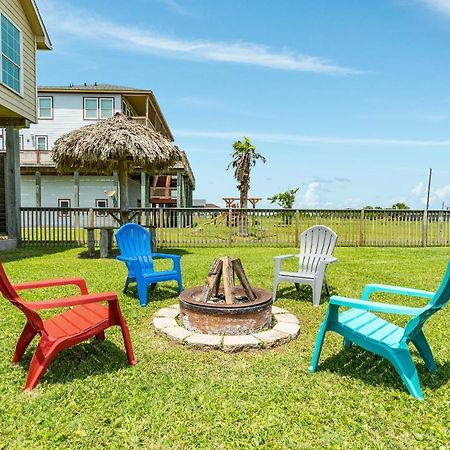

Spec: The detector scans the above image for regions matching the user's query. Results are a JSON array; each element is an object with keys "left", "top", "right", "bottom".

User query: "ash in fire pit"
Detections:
[{"left": 179, "top": 257, "right": 273, "bottom": 335}]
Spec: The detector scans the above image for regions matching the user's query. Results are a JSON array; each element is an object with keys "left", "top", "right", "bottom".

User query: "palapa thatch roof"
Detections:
[{"left": 52, "top": 112, "right": 181, "bottom": 173}]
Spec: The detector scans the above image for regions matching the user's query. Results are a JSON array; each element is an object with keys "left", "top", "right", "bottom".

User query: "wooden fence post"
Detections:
[
  {"left": 438, "top": 212, "right": 443, "bottom": 246},
  {"left": 359, "top": 209, "right": 365, "bottom": 246},
  {"left": 158, "top": 207, "right": 164, "bottom": 248},
  {"left": 294, "top": 210, "right": 300, "bottom": 248},
  {"left": 227, "top": 208, "right": 233, "bottom": 247},
  {"left": 422, "top": 210, "right": 428, "bottom": 247}
]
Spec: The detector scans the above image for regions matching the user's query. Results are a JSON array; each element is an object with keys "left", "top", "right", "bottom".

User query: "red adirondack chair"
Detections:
[{"left": 0, "top": 261, "right": 136, "bottom": 391}]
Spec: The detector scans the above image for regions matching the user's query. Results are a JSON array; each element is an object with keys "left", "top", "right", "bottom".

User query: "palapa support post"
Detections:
[{"left": 200, "top": 256, "right": 256, "bottom": 304}]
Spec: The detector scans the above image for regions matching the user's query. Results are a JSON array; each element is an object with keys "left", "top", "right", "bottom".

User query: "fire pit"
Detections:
[{"left": 179, "top": 256, "right": 273, "bottom": 335}]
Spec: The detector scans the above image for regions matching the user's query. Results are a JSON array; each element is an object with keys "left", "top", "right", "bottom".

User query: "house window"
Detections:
[
  {"left": 84, "top": 97, "right": 114, "bottom": 119},
  {"left": 0, "top": 129, "right": 4, "bottom": 150},
  {"left": 95, "top": 199, "right": 108, "bottom": 216},
  {"left": 19, "top": 135, "right": 23, "bottom": 150},
  {"left": 38, "top": 97, "right": 53, "bottom": 119},
  {"left": 36, "top": 135, "right": 48, "bottom": 151},
  {"left": 0, "top": 13, "right": 21, "bottom": 94},
  {"left": 100, "top": 98, "right": 113, "bottom": 118},
  {"left": 84, "top": 98, "right": 98, "bottom": 119},
  {"left": 58, "top": 199, "right": 71, "bottom": 216}
]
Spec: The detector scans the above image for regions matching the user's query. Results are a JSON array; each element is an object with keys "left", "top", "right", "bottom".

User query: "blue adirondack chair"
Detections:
[
  {"left": 309, "top": 261, "right": 450, "bottom": 400},
  {"left": 115, "top": 223, "right": 183, "bottom": 307}
]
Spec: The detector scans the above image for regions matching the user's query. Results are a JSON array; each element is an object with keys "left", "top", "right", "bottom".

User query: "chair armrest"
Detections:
[
  {"left": 361, "top": 284, "right": 435, "bottom": 301},
  {"left": 13, "top": 278, "right": 88, "bottom": 295},
  {"left": 321, "top": 256, "right": 338, "bottom": 264},
  {"left": 329, "top": 295, "right": 425, "bottom": 316},
  {"left": 27, "top": 291, "right": 118, "bottom": 310},
  {"left": 273, "top": 254, "right": 296, "bottom": 261},
  {"left": 117, "top": 255, "right": 134, "bottom": 262},
  {"left": 153, "top": 253, "right": 181, "bottom": 260}
]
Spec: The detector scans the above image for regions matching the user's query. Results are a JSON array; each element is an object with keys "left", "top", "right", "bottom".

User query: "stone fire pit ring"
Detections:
[{"left": 152, "top": 304, "right": 300, "bottom": 352}]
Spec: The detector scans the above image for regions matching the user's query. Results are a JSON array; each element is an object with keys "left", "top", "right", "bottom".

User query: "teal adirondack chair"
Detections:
[{"left": 309, "top": 261, "right": 450, "bottom": 400}]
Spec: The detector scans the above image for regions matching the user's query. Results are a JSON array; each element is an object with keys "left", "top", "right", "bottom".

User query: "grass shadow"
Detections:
[
  {"left": 77, "top": 247, "right": 193, "bottom": 259},
  {"left": 18, "top": 339, "right": 133, "bottom": 387},
  {"left": 123, "top": 284, "right": 180, "bottom": 304},
  {"left": 1, "top": 246, "right": 78, "bottom": 262},
  {"left": 275, "top": 284, "right": 339, "bottom": 304},
  {"left": 317, "top": 345, "right": 450, "bottom": 392}
]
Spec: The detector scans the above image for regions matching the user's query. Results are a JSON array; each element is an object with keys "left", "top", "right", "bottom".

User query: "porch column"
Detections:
[
  {"left": 74, "top": 171, "right": 80, "bottom": 229},
  {"left": 140, "top": 172, "right": 148, "bottom": 207},
  {"left": 35, "top": 171, "right": 41, "bottom": 207},
  {"left": 5, "top": 127, "right": 21, "bottom": 240},
  {"left": 176, "top": 172, "right": 183, "bottom": 208}
]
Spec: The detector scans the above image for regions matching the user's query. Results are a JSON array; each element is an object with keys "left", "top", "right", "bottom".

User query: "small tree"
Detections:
[
  {"left": 227, "top": 136, "right": 266, "bottom": 235},
  {"left": 391, "top": 202, "right": 410, "bottom": 210},
  {"left": 268, "top": 188, "right": 299, "bottom": 224}
]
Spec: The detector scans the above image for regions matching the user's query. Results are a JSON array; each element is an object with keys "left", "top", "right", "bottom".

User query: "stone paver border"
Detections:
[{"left": 152, "top": 303, "right": 300, "bottom": 352}]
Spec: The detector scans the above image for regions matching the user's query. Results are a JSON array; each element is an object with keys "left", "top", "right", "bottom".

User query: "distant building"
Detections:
[
  {"left": 0, "top": 0, "right": 51, "bottom": 245},
  {"left": 3, "top": 84, "right": 195, "bottom": 211}
]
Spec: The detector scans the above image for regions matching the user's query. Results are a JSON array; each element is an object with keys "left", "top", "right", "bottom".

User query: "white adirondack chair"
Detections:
[{"left": 273, "top": 225, "right": 338, "bottom": 307}]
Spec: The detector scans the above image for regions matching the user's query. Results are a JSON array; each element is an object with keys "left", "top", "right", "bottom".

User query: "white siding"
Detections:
[
  {"left": 21, "top": 174, "right": 126, "bottom": 208},
  {"left": 20, "top": 92, "right": 122, "bottom": 149}
]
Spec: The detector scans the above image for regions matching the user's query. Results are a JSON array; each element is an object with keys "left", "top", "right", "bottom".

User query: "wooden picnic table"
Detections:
[{"left": 84, "top": 226, "right": 115, "bottom": 258}]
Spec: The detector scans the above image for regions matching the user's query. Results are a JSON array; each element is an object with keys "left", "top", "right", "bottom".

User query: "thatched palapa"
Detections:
[{"left": 52, "top": 112, "right": 181, "bottom": 223}]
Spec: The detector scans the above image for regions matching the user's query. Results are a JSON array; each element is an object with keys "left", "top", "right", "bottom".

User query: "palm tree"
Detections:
[{"left": 227, "top": 136, "right": 266, "bottom": 234}]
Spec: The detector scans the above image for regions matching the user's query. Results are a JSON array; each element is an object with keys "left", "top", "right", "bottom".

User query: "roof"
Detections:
[
  {"left": 38, "top": 84, "right": 151, "bottom": 93},
  {"left": 20, "top": 0, "right": 52, "bottom": 50}
]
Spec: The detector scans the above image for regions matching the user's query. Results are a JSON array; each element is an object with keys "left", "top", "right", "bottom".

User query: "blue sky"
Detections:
[{"left": 37, "top": 0, "right": 450, "bottom": 209}]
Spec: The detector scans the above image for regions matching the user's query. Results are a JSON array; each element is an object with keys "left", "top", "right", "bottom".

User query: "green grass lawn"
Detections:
[{"left": 0, "top": 246, "right": 449, "bottom": 449}]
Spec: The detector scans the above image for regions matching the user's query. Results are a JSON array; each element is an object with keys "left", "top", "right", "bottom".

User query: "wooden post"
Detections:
[
  {"left": 5, "top": 127, "right": 20, "bottom": 241},
  {"left": 158, "top": 206, "right": 164, "bottom": 247},
  {"left": 140, "top": 171, "right": 148, "bottom": 208},
  {"left": 35, "top": 171, "right": 41, "bottom": 207},
  {"left": 359, "top": 209, "right": 365, "bottom": 246},
  {"left": 294, "top": 210, "right": 300, "bottom": 248},
  {"left": 74, "top": 171, "right": 80, "bottom": 230},
  {"left": 99, "top": 229, "right": 109, "bottom": 258},
  {"left": 88, "top": 208, "right": 94, "bottom": 227},
  {"left": 118, "top": 160, "right": 129, "bottom": 224},
  {"left": 35, "top": 171, "right": 41, "bottom": 232},
  {"left": 438, "top": 212, "right": 443, "bottom": 245},
  {"left": 227, "top": 208, "right": 233, "bottom": 247}
]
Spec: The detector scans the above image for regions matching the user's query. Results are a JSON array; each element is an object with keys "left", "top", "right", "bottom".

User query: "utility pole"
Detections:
[{"left": 425, "top": 168, "right": 432, "bottom": 211}]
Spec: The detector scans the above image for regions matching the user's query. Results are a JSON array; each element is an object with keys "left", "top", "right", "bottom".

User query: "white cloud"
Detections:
[
  {"left": 420, "top": 0, "right": 450, "bottom": 18},
  {"left": 302, "top": 182, "right": 320, "bottom": 208},
  {"left": 39, "top": 1, "right": 360, "bottom": 75},
  {"left": 435, "top": 184, "right": 450, "bottom": 200},
  {"left": 411, "top": 182, "right": 424, "bottom": 196},
  {"left": 175, "top": 129, "right": 450, "bottom": 147}
]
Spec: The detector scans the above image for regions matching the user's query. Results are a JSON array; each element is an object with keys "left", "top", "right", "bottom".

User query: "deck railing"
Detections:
[{"left": 19, "top": 207, "right": 450, "bottom": 247}]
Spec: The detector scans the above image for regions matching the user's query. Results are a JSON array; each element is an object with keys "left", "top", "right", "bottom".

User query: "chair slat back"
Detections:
[
  {"left": 133, "top": 255, "right": 155, "bottom": 276},
  {"left": 299, "top": 226, "right": 337, "bottom": 274},
  {"left": 0, "top": 261, "right": 44, "bottom": 330},
  {"left": 404, "top": 261, "right": 450, "bottom": 341},
  {"left": 116, "top": 223, "right": 153, "bottom": 258}
]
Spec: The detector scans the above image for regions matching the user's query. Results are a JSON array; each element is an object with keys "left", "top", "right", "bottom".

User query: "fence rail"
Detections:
[{"left": 19, "top": 207, "right": 450, "bottom": 248}]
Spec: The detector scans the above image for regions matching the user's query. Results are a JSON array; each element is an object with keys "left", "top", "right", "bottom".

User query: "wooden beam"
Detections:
[
  {"left": 5, "top": 127, "right": 21, "bottom": 240},
  {"left": 232, "top": 258, "right": 256, "bottom": 301},
  {"left": 221, "top": 256, "right": 235, "bottom": 305},
  {"left": 200, "top": 258, "right": 223, "bottom": 302}
]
